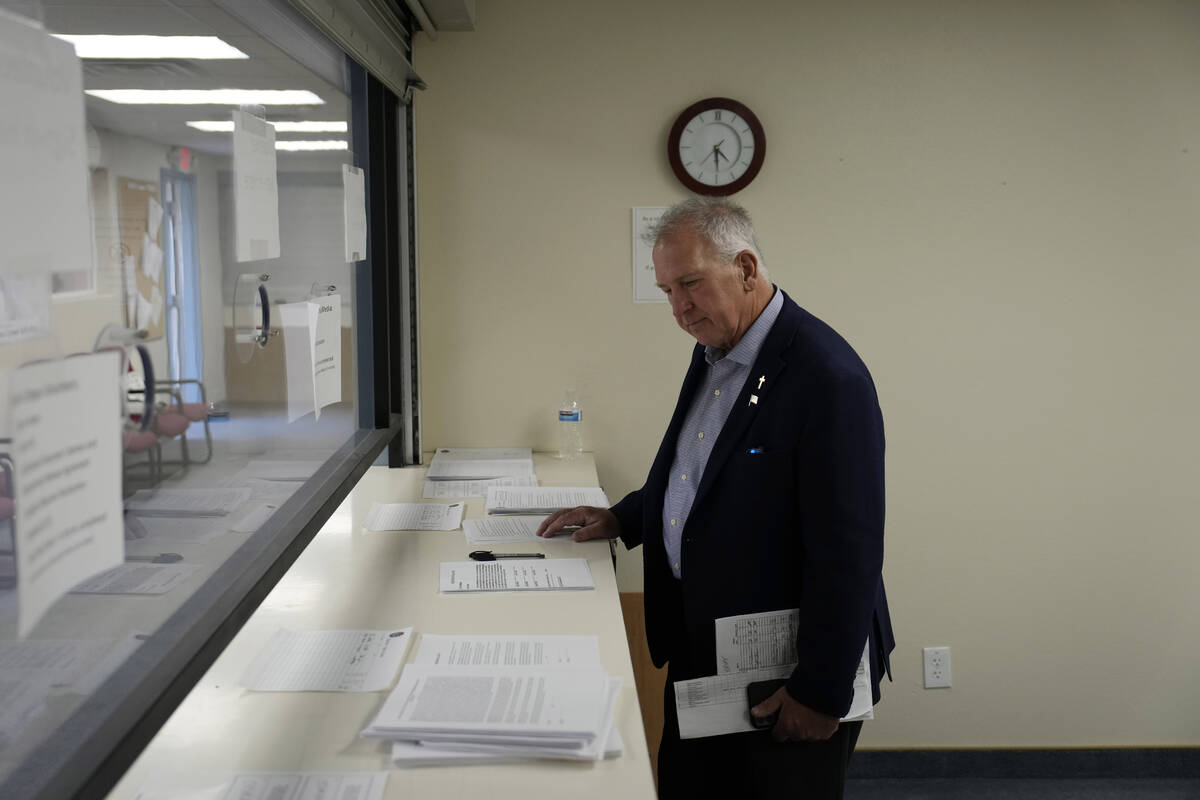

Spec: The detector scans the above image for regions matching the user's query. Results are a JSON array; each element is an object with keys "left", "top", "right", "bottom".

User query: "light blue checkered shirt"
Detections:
[{"left": 661, "top": 287, "right": 783, "bottom": 579}]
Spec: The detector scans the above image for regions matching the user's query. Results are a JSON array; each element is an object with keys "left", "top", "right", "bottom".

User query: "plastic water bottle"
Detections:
[{"left": 557, "top": 389, "right": 583, "bottom": 460}]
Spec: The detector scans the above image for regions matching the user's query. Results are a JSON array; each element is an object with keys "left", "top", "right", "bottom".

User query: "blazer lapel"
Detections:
[{"left": 692, "top": 295, "right": 803, "bottom": 508}]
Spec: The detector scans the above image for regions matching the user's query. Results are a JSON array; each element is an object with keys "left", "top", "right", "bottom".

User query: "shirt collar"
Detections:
[{"left": 704, "top": 286, "right": 783, "bottom": 367}]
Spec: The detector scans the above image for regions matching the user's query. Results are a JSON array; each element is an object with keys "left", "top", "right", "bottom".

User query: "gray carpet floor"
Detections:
[{"left": 846, "top": 778, "right": 1200, "bottom": 799}]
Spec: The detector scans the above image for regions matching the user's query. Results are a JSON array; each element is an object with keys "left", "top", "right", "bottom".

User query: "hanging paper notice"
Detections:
[
  {"left": 232, "top": 109, "right": 280, "bottom": 262},
  {"left": 280, "top": 296, "right": 341, "bottom": 422},
  {"left": 10, "top": 351, "right": 123, "bottom": 637},
  {"left": 0, "top": 13, "right": 92, "bottom": 277},
  {"left": 632, "top": 206, "right": 668, "bottom": 303},
  {"left": 312, "top": 295, "right": 341, "bottom": 419},
  {"left": 0, "top": 273, "right": 51, "bottom": 344},
  {"left": 279, "top": 301, "right": 315, "bottom": 422},
  {"left": 342, "top": 165, "right": 367, "bottom": 262}
]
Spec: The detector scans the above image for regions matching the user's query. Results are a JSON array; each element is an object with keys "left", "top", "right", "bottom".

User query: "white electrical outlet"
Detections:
[{"left": 923, "top": 646, "right": 951, "bottom": 688}]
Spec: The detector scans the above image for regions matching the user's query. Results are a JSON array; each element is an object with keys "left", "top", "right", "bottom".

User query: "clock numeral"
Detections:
[
  {"left": 684, "top": 161, "right": 693, "bottom": 167},
  {"left": 714, "top": 110, "right": 722, "bottom": 121},
  {"left": 740, "top": 159, "right": 750, "bottom": 166},
  {"left": 744, "top": 145, "right": 754, "bottom": 150},
  {"left": 730, "top": 114, "right": 740, "bottom": 125},
  {"left": 741, "top": 128, "right": 749, "bottom": 134},
  {"left": 680, "top": 145, "right": 691, "bottom": 149}
]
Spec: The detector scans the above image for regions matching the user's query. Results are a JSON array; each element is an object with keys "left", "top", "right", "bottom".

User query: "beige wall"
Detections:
[{"left": 413, "top": 0, "right": 1200, "bottom": 747}]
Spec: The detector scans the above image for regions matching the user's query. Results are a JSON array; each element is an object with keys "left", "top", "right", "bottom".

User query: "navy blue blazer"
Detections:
[{"left": 611, "top": 290, "right": 894, "bottom": 718}]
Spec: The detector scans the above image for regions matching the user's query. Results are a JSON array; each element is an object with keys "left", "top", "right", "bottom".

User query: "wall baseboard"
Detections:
[{"left": 849, "top": 748, "right": 1200, "bottom": 780}]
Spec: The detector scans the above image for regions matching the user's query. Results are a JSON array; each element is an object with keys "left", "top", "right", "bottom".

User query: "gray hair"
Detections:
[{"left": 645, "top": 197, "right": 768, "bottom": 278}]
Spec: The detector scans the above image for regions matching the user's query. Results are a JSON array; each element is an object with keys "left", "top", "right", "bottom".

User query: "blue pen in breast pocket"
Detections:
[{"left": 747, "top": 446, "right": 767, "bottom": 455}]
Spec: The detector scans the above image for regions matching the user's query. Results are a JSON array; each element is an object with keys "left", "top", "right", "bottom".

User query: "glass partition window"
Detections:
[{"left": 0, "top": 1, "right": 399, "bottom": 796}]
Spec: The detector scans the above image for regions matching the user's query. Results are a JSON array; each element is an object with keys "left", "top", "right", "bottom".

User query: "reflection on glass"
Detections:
[{"left": 0, "top": 0, "right": 362, "bottom": 791}]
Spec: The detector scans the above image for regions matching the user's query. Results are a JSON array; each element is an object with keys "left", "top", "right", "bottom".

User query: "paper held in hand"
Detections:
[{"left": 673, "top": 607, "right": 873, "bottom": 739}]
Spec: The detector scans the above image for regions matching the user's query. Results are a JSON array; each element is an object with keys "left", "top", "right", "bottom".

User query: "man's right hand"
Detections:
[{"left": 535, "top": 506, "right": 621, "bottom": 542}]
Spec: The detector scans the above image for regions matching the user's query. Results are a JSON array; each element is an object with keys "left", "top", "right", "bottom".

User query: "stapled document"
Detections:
[
  {"left": 439, "top": 558, "right": 594, "bottom": 592},
  {"left": 240, "top": 628, "right": 413, "bottom": 692}
]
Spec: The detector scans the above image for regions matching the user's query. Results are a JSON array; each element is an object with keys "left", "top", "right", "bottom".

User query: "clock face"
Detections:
[{"left": 668, "top": 98, "right": 766, "bottom": 196}]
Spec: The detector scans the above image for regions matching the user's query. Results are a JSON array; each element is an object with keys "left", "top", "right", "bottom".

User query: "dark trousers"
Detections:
[{"left": 658, "top": 671, "right": 862, "bottom": 800}]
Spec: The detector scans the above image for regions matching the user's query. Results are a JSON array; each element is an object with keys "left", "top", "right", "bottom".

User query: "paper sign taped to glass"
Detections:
[
  {"left": 280, "top": 295, "right": 342, "bottom": 422},
  {"left": 673, "top": 607, "right": 872, "bottom": 739}
]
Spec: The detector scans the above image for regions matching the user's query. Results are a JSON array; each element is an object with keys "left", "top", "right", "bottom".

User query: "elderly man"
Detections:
[{"left": 537, "top": 198, "right": 893, "bottom": 799}]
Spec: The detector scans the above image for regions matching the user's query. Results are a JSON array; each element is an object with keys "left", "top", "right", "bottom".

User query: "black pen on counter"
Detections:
[{"left": 469, "top": 550, "right": 546, "bottom": 561}]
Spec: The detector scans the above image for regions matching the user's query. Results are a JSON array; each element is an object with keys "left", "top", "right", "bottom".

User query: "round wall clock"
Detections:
[{"left": 667, "top": 97, "right": 766, "bottom": 196}]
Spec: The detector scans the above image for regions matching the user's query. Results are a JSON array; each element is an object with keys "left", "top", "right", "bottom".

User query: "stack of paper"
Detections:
[
  {"left": 422, "top": 474, "right": 538, "bottom": 499},
  {"left": 240, "top": 628, "right": 414, "bottom": 692},
  {"left": 485, "top": 486, "right": 609, "bottom": 515},
  {"left": 364, "top": 634, "right": 623, "bottom": 766},
  {"left": 426, "top": 447, "right": 535, "bottom": 482}
]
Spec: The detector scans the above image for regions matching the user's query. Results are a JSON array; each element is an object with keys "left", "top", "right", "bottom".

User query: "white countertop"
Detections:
[{"left": 106, "top": 453, "right": 655, "bottom": 799}]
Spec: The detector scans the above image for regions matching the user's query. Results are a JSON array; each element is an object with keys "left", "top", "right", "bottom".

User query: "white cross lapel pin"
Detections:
[{"left": 757, "top": 375, "right": 766, "bottom": 389}]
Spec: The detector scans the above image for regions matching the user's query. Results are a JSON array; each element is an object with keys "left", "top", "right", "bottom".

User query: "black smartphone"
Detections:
[{"left": 746, "top": 678, "right": 788, "bottom": 729}]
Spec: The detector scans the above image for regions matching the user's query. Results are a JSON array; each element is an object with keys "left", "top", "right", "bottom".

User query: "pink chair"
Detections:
[
  {"left": 123, "top": 428, "right": 162, "bottom": 484},
  {"left": 158, "top": 379, "right": 213, "bottom": 464}
]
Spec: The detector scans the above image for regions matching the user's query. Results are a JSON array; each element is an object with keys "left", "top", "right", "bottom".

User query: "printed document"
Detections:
[
  {"left": 384, "top": 676, "right": 621, "bottom": 762},
  {"left": 363, "top": 664, "right": 610, "bottom": 742},
  {"left": 125, "top": 488, "right": 252, "bottom": 517},
  {"left": 240, "top": 628, "right": 413, "bottom": 692},
  {"left": 0, "top": 273, "right": 51, "bottom": 344},
  {"left": 280, "top": 301, "right": 315, "bottom": 421},
  {"left": 427, "top": 458, "right": 535, "bottom": 482},
  {"left": 391, "top": 727, "right": 625, "bottom": 767},
  {"left": 0, "top": 635, "right": 140, "bottom": 695},
  {"left": 232, "top": 109, "right": 280, "bottom": 262},
  {"left": 715, "top": 607, "right": 801, "bottom": 674},
  {"left": 310, "top": 297, "right": 342, "bottom": 419},
  {"left": 0, "top": 670, "right": 54, "bottom": 748},
  {"left": 343, "top": 164, "right": 367, "bottom": 262},
  {"left": 462, "top": 515, "right": 545, "bottom": 544},
  {"left": 412, "top": 634, "right": 601, "bottom": 668},
  {"left": 674, "top": 607, "right": 873, "bottom": 738},
  {"left": 133, "top": 771, "right": 388, "bottom": 800},
  {"left": 422, "top": 474, "right": 538, "bottom": 499},
  {"left": 12, "top": 352, "right": 123, "bottom": 636},
  {"left": 0, "top": 16, "right": 92, "bottom": 280},
  {"left": 429, "top": 446, "right": 532, "bottom": 462},
  {"left": 364, "top": 502, "right": 463, "bottom": 531},
  {"left": 70, "top": 563, "right": 198, "bottom": 595},
  {"left": 439, "top": 558, "right": 594, "bottom": 592},
  {"left": 485, "top": 486, "right": 609, "bottom": 515},
  {"left": 231, "top": 459, "right": 323, "bottom": 482}
]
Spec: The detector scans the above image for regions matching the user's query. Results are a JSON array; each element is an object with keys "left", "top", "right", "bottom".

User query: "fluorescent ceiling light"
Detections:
[
  {"left": 187, "top": 120, "right": 348, "bottom": 133},
  {"left": 87, "top": 89, "right": 324, "bottom": 106},
  {"left": 275, "top": 140, "right": 348, "bottom": 152},
  {"left": 53, "top": 34, "right": 248, "bottom": 60}
]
